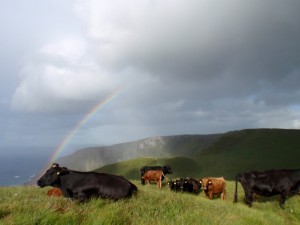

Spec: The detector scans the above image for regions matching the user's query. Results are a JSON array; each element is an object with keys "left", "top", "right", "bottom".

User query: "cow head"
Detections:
[
  {"left": 163, "top": 165, "right": 173, "bottom": 174},
  {"left": 179, "top": 178, "right": 190, "bottom": 191},
  {"left": 168, "top": 179, "right": 178, "bottom": 191},
  {"left": 200, "top": 178, "right": 212, "bottom": 191},
  {"left": 37, "top": 163, "right": 69, "bottom": 188}
]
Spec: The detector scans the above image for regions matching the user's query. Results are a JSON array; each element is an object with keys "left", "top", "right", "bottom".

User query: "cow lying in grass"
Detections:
[
  {"left": 169, "top": 178, "right": 201, "bottom": 194},
  {"left": 37, "top": 163, "right": 137, "bottom": 201},
  {"left": 47, "top": 187, "right": 62, "bottom": 197}
]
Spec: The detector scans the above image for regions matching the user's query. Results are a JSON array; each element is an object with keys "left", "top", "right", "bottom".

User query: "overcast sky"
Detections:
[{"left": 1, "top": 0, "right": 300, "bottom": 157}]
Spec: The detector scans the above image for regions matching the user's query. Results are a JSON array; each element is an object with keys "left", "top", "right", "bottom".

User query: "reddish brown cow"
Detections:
[
  {"left": 142, "top": 170, "right": 167, "bottom": 188},
  {"left": 200, "top": 177, "right": 226, "bottom": 201},
  {"left": 47, "top": 187, "right": 63, "bottom": 197}
]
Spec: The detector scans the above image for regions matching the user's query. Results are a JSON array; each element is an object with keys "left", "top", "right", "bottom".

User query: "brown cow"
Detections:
[
  {"left": 142, "top": 170, "right": 167, "bottom": 188},
  {"left": 200, "top": 177, "right": 226, "bottom": 201},
  {"left": 47, "top": 187, "right": 63, "bottom": 197}
]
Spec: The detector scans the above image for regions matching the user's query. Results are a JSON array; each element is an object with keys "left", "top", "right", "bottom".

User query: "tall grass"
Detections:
[{"left": 1, "top": 181, "right": 300, "bottom": 225}]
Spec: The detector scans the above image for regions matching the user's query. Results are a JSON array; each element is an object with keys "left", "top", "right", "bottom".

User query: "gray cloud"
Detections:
[{"left": 1, "top": 0, "right": 300, "bottom": 152}]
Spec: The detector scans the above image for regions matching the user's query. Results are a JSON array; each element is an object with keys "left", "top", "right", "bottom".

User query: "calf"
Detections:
[
  {"left": 142, "top": 170, "right": 167, "bottom": 188},
  {"left": 140, "top": 165, "right": 172, "bottom": 184},
  {"left": 47, "top": 187, "right": 62, "bottom": 197},
  {"left": 234, "top": 169, "right": 300, "bottom": 208},
  {"left": 37, "top": 163, "right": 137, "bottom": 201},
  {"left": 200, "top": 177, "right": 226, "bottom": 200}
]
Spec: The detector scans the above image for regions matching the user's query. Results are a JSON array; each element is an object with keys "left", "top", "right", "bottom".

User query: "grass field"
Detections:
[{"left": 1, "top": 180, "right": 300, "bottom": 225}]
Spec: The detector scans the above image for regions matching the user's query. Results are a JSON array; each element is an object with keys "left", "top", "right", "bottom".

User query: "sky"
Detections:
[{"left": 1, "top": 0, "right": 300, "bottom": 158}]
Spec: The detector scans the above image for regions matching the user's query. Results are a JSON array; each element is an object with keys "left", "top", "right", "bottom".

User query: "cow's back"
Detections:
[
  {"left": 61, "top": 171, "right": 137, "bottom": 200},
  {"left": 142, "top": 170, "right": 163, "bottom": 181}
]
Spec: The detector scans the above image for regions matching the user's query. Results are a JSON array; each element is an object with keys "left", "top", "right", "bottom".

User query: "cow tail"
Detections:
[
  {"left": 233, "top": 174, "right": 239, "bottom": 203},
  {"left": 162, "top": 172, "right": 169, "bottom": 181}
]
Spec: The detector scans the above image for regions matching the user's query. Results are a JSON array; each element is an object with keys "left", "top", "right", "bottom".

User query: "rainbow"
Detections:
[
  {"left": 42, "top": 89, "right": 122, "bottom": 172},
  {"left": 50, "top": 90, "right": 121, "bottom": 162}
]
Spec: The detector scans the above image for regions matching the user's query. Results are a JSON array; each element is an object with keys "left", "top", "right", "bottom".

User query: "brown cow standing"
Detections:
[
  {"left": 47, "top": 187, "right": 63, "bottom": 197},
  {"left": 142, "top": 170, "right": 167, "bottom": 188},
  {"left": 200, "top": 177, "right": 226, "bottom": 201}
]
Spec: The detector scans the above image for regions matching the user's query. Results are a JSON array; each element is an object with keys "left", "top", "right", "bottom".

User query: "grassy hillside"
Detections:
[
  {"left": 195, "top": 129, "right": 300, "bottom": 179},
  {"left": 57, "top": 134, "right": 221, "bottom": 171},
  {"left": 94, "top": 157, "right": 202, "bottom": 180},
  {"left": 1, "top": 181, "right": 300, "bottom": 225},
  {"left": 95, "top": 129, "right": 300, "bottom": 180}
]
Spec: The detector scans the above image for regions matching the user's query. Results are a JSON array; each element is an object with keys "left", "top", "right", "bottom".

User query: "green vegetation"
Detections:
[
  {"left": 96, "top": 129, "right": 300, "bottom": 180},
  {"left": 94, "top": 156, "right": 202, "bottom": 180},
  {"left": 194, "top": 129, "right": 300, "bottom": 179},
  {"left": 2, "top": 129, "right": 300, "bottom": 224},
  {"left": 1, "top": 181, "right": 300, "bottom": 225}
]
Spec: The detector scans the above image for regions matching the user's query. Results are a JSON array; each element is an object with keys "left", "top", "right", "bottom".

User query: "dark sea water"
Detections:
[{"left": 0, "top": 146, "right": 53, "bottom": 186}]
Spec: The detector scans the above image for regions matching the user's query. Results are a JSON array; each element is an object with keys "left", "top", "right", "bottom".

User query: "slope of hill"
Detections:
[
  {"left": 194, "top": 128, "right": 300, "bottom": 179},
  {"left": 57, "top": 134, "right": 221, "bottom": 171},
  {"left": 94, "top": 156, "right": 201, "bottom": 180},
  {"left": 94, "top": 129, "right": 300, "bottom": 180}
]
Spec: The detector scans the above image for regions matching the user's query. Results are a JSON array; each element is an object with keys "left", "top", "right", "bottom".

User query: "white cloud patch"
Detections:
[{"left": 11, "top": 38, "right": 122, "bottom": 112}]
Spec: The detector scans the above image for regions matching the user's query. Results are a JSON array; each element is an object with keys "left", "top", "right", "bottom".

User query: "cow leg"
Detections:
[
  {"left": 279, "top": 194, "right": 287, "bottom": 209},
  {"left": 221, "top": 190, "right": 226, "bottom": 201},
  {"left": 73, "top": 191, "right": 88, "bottom": 203},
  {"left": 244, "top": 191, "right": 253, "bottom": 207},
  {"left": 209, "top": 192, "right": 213, "bottom": 200}
]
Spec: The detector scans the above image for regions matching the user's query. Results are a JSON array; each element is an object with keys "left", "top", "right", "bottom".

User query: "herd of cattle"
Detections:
[{"left": 38, "top": 163, "right": 300, "bottom": 209}]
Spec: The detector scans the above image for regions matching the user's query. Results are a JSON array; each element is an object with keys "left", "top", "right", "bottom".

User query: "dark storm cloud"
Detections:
[{"left": 2, "top": 0, "right": 300, "bottom": 149}]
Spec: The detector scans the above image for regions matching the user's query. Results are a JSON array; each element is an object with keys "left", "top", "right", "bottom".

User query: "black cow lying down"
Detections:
[
  {"left": 37, "top": 163, "right": 137, "bottom": 201},
  {"left": 234, "top": 169, "right": 300, "bottom": 208}
]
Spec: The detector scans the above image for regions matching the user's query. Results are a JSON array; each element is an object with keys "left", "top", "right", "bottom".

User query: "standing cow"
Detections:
[
  {"left": 142, "top": 170, "right": 167, "bottom": 188},
  {"left": 140, "top": 165, "right": 172, "bottom": 184},
  {"left": 37, "top": 163, "right": 137, "bottom": 201},
  {"left": 234, "top": 169, "right": 300, "bottom": 208},
  {"left": 200, "top": 177, "right": 226, "bottom": 201}
]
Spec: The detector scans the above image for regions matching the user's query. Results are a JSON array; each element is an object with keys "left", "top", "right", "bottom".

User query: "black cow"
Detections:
[
  {"left": 140, "top": 165, "right": 172, "bottom": 184},
  {"left": 179, "top": 178, "right": 193, "bottom": 192},
  {"left": 37, "top": 163, "right": 137, "bottom": 201},
  {"left": 168, "top": 179, "right": 181, "bottom": 191},
  {"left": 169, "top": 177, "right": 201, "bottom": 194},
  {"left": 168, "top": 179, "right": 178, "bottom": 191},
  {"left": 188, "top": 178, "right": 202, "bottom": 194},
  {"left": 234, "top": 169, "right": 300, "bottom": 208}
]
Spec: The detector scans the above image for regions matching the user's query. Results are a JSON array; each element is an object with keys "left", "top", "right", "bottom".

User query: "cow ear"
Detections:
[{"left": 52, "top": 163, "right": 59, "bottom": 168}]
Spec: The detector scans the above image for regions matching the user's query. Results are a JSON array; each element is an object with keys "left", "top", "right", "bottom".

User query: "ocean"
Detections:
[{"left": 0, "top": 146, "right": 53, "bottom": 186}]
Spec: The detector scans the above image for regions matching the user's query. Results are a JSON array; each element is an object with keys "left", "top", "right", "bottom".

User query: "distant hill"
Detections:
[
  {"left": 57, "top": 134, "right": 222, "bottom": 171},
  {"left": 94, "top": 129, "right": 300, "bottom": 180}
]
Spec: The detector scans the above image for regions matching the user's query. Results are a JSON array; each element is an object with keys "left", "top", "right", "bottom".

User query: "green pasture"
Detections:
[{"left": 1, "top": 180, "right": 300, "bottom": 225}]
